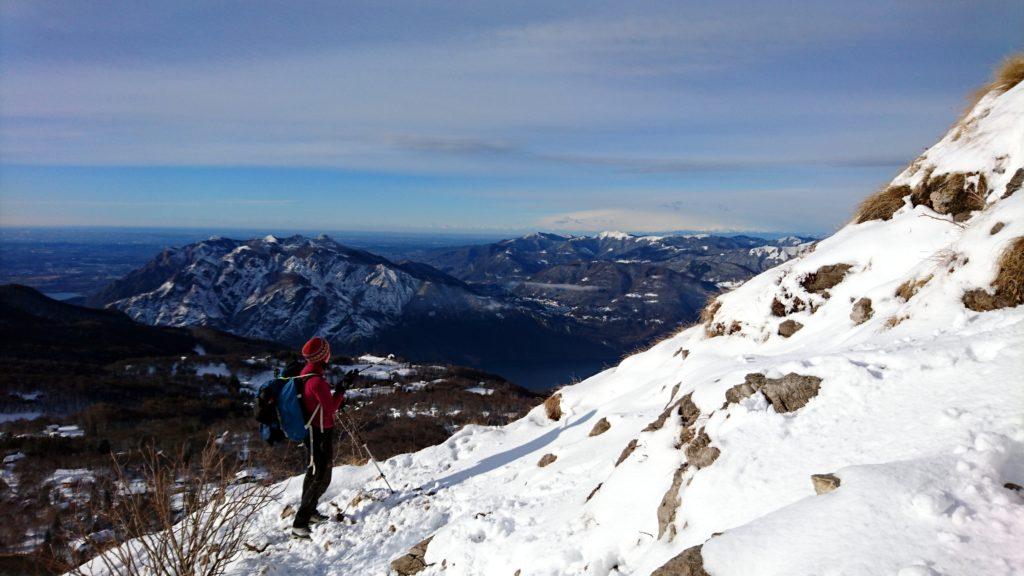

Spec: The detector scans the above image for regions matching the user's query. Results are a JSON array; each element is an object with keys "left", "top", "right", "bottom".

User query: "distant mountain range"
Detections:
[{"left": 87, "top": 231, "right": 813, "bottom": 384}]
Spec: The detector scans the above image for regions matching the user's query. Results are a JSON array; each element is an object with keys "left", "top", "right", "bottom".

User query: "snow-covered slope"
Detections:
[{"left": 87, "top": 75, "right": 1024, "bottom": 576}]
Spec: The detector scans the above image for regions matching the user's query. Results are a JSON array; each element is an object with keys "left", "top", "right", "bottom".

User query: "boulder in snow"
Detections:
[
  {"left": 778, "top": 319, "right": 803, "bottom": 337},
  {"left": 801, "top": 263, "right": 853, "bottom": 295},
  {"left": 589, "top": 417, "right": 611, "bottom": 437},
  {"left": 651, "top": 544, "right": 709, "bottom": 576},
  {"left": 685, "top": 429, "right": 720, "bottom": 469},
  {"left": 390, "top": 536, "right": 434, "bottom": 575},
  {"left": 811, "top": 473, "right": 841, "bottom": 495},
  {"left": 850, "top": 297, "right": 874, "bottom": 324},
  {"left": 615, "top": 439, "right": 639, "bottom": 466},
  {"left": 726, "top": 372, "right": 822, "bottom": 413},
  {"left": 537, "top": 453, "right": 557, "bottom": 467}
]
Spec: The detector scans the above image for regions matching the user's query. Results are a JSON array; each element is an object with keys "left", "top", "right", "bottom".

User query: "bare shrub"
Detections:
[
  {"left": 543, "top": 394, "right": 562, "bottom": 421},
  {"left": 62, "top": 438, "right": 278, "bottom": 576},
  {"left": 963, "top": 237, "right": 1024, "bottom": 311},
  {"left": 854, "top": 184, "right": 911, "bottom": 223}
]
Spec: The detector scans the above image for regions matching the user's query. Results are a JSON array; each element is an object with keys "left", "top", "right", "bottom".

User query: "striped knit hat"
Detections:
[{"left": 301, "top": 336, "right": 331, "bottom": 364}]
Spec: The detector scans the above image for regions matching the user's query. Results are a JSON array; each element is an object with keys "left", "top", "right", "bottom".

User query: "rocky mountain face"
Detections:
[{"left": 89, "top": 235, "right": 615, "bottom": 370}]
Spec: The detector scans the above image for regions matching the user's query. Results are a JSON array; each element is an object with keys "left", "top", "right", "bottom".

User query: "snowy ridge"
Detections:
[{"left": 84, "top": 82, "right": 1024, "bottom": 575}]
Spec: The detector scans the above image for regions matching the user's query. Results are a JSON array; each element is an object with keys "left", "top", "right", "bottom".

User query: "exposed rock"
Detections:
[
  {"left": 724, "top": 373, "right": 766, "bottom": 405},
  {"left": 537, "top": 453, "right": 557, "bottom": 467},
  {"left": 615, "top": 439, "right": 639, "bottom": 466},
  {"left": 770, "top": 297, "right": 787, "bottom": 317},
  {"left": 685, "top": 429, "right": 720, "bottom": 469},
  {"left": 911, "top": 171, "right": 987, "bottom": 220},
  {"left": 1005, "top": 482, "right": 1023, "bottom": 493},
  {"left": 644, "top": 398, "right": 682, "bottom": 432},
  {"left": 761, "top": 373, "right": 823, "bottom": 413},
  {"left": 651, "top": 544, "right": 709, "bottom": 576},
  {"left": 991, "top": 222, "right": 1006, "bottom": 235},
  {"left": 586, "top": 483, "right": 603, "bottom": 502},
  {"left": 279, "top": 504, "right": 295, "bottom": 519},
  {"left": 673, "top": 348, "right": 690, "bottom": 359},
  {"left": 778, "top": 319, "right": 804, "bottom": 337},
  {"left": 677, "top": 393, "right": 700, "bottom": 428},
  {"left": 1003, "top": 167, "right": 1024, "bottom": 199},
  {"left": 801, "top": 264, "right": 853, "bottom": 294},
  {"left": 544, "top": 393, "right": 562, "bottom": 421},
  {"left": 726, "top": 372, "right": 822, "bottom": 413},
  {"left": 390, "top": 536, "right": 434, "bottom": 575},
  {"left": 850, "top": 297, "right": 873, "bottom": 324},
  {"left": 811, "top": 473, "right": 841, "bottom": 494},
  {"left": 656, "top": 464, "right": 688, "bottom": 540},
  {"left": 589, "top": 417, "right": 611, "bottom": 437},
  {"left": 963, "top": 288, "right": 1010, "bottom": 311}
]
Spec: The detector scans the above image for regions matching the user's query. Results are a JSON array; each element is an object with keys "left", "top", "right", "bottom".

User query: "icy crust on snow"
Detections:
[{"left": 83, "top": 85, "right": 1024, "bottom": 575}]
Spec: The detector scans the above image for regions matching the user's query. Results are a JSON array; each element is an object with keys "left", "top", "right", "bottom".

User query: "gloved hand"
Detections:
[{"left": 334, "top": 369, "right": 358, "bottom": 392}]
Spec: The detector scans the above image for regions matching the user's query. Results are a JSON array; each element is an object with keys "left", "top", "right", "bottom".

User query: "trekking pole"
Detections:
[{"left": 361, "top": 442, "right": 394, "bottom": 494}]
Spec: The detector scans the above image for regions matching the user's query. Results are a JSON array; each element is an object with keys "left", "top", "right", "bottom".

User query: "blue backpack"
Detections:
[{"left": 255, "top": 374, "right": 318, "bottom": 444}]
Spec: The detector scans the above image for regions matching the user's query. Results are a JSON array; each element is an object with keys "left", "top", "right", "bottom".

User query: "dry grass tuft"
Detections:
[
  {"left": 994, "top": 53, "right": 1024, "bottom": 92},
  {"left": 543, "top": 393, "right": 563, "bottom": 421},
  {"left": 963, "top": 237, "right": 1024, "bottom": 311},
  {"left": 895, "top": 274, "right": 933, "bottom": 301},
  {"left": 959, "top": 53, "right": 1024, "bottom": 126},
  {"left": 994, "top": 237, "right": 1024, "bottom": 304},
  {"left": 854, "top": 184, "right": 912, "bottom": 223}
]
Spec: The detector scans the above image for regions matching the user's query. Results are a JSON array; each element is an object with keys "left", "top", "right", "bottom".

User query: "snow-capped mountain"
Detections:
[
  {"left": 91, "top": 235, "right": 615, "bottom": 368},
  {"left": 419, "top": 231, "right": 815, "bottom": 287}
]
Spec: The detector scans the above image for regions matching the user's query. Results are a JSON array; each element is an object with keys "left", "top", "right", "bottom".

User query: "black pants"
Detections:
[{"left": 294, "top": 426, "right": 334, "bottom": 529}]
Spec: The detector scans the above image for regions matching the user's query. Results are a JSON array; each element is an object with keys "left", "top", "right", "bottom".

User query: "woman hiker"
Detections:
[{"left": 291, "top": 336, "right": 347, "bottom": 539}]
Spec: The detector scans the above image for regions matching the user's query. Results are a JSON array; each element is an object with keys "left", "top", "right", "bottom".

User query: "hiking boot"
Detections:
[
  {"left": 309, "top": 511, "right": 329, "bottom": 525},
  {"left": 291, "top": 526, "right": 312, "bottom": 540}
]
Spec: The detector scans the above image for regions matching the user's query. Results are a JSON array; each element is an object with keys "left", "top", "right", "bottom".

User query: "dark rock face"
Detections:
[
  {"left": 811, "top": 473, "right": 841, "bottom": 494},
  {"left": 589, "top": 417, "right": 611, "bottom": 437},
  {"left": 778, "top": 319, "right": 804, "bottom": 337},
  {"left": 850, "top": 298, "right": 873, "bottom": 325},
  {"left": 657, "top": 464, "right": 688, "bottom": 540},
  {"left": 615, "top": 439, "right": 639, "bottom": 466},
  {"left": 537, "top": 453, "right": 558, "bottom": 467},
  {"left": 801, "top": 264, "right": 853, "bottom": 294},
  {"left": 685, "top": 429, "right": 720, "bottom": 469},
  {"left": 911, "top": 171, "right": 988, "bottom": 220},
  {"left": 991, "top": 222, "right": 1006, "bottom": 235},
  {"left": 726, "top": 372, "right": 823, "bottom": 413},
  {"left": 651, "top": 545, "right": 710, "bottom": 576},
  {"left": 390, "top": 536, "right": 434, "bottom": 575}
]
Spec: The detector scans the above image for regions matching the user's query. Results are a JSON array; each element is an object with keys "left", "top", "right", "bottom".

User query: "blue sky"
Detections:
[{"left": 1, "top": 1, "right": 1021, "bottom": 236}]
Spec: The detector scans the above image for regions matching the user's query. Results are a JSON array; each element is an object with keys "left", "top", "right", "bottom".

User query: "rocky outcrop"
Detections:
[
  {"left": 537, "top": 453, "right": 557, "bottom": 467},
  {"left": 390, "top": 536, "right": 434, "bottom": 575},
  {"left": 644, "top": 398, "right": 682, "bottom": 432},
  {"left": 684, "top": 429, "right": 720, "bottom": 469},
  {"left": 651, "top": 544, "right": 709, "bottom": 576},
  {"left": 615, "top": 439, "right": 639, "bottom": 466},
  {"left": 725, "top": 372, "right": 823, "bottom": 413},
  {"left": 801, "top": 264, "right": 853, "bottom": 295},
  {"left": 850, "top": 298, "right": 873, "bottom": 324},
  {"left": 657, "top": 464, "right": 688, "bottom": 540},
  {"left": 589, "top": 417, "right": 611, "bottom": 437},
  {"left": 811, "top": 473, "right": 841, "bottom": 494},
  {"left": 911, "top": 171, "right": 988, "bottom": 221},
  {"left": 778, "top": 319, "right": 803, "bottom": 337}
]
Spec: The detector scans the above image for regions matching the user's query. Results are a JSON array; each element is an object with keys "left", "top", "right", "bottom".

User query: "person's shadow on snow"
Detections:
[{"left": 426, "top": 409, "right": 597, "bottom": 491}]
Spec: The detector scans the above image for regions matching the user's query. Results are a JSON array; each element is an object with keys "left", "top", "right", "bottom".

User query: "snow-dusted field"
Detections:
[{"left": 79, "top": 76, "right": 1024, "bottom": 576}]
